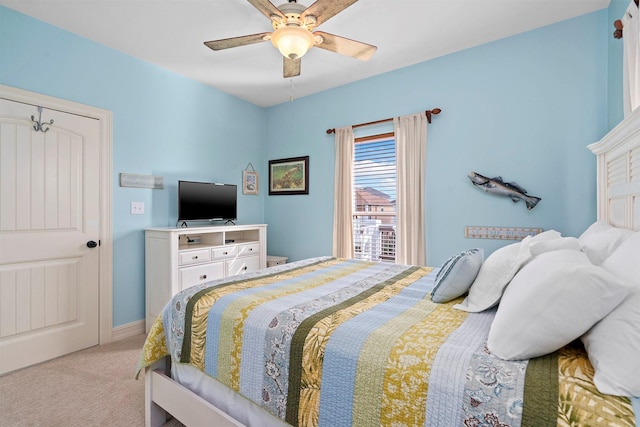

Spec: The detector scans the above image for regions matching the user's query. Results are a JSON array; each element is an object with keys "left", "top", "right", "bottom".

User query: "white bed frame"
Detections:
[
  {"left": 145, "top": 357, "right": 244, "bottom": 427},
  {"left": 588, "top": 108, "right": 640, "bottom": 230},
  {"left": 144, "top": 108, "right": 640, "bottom": 427}
]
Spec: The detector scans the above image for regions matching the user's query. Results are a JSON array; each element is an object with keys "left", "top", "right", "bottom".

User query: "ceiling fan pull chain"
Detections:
[{"left": 290, "top": 78, "right": 295, "bottom": 102}]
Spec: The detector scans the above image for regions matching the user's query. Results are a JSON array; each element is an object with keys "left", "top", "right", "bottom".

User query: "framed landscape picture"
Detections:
[{"left": 268, "top": 156, "right": 309, "bottom": 195}]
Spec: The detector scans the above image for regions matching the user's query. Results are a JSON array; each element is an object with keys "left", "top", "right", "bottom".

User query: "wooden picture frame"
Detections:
[
  {"left": 268, "top": 156, "right": 309, "bottom": 195},
  {"left": 242, "top": 170, "right": 259, "bottom": 195}
]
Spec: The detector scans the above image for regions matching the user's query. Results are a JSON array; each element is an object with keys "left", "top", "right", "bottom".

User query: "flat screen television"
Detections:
[{"left": 178, "top": 180, "right": 237, "bottom": 222}]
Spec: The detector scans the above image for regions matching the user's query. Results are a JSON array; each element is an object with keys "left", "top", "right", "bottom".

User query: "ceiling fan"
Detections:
[{"left": 204, "top": 0, "right": 377, "bottom": 78}]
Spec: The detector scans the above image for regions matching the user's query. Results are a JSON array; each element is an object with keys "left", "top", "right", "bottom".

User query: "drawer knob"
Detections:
[
  {"left": 223, "top": 251, "right": 228, "bottom": 255},
  {"left": 248, "top": 248, "right": 253, "bottom": 251},
  {"left": 243, "top": 266, "right": 247, "bottom": 270},
  {"left": 193, "top": 256, "right": 198, "bottom": 259},
  {"left": 200, "top": 274, "right": 207, "bottom": 280}
]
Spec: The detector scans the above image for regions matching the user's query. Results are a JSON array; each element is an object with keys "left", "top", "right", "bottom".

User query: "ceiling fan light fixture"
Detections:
[{"left": 271, "top": 26, "right": 314, "bottom": 60}]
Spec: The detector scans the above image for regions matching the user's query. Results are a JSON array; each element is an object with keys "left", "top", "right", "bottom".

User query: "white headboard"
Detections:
[{"left": 588, "top": 108, "right": 640, "bottom": 231}]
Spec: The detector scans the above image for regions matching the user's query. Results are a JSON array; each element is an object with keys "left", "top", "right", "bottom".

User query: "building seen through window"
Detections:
[{"left": 352, "top": 136, "right": 396, "bottom": 262}]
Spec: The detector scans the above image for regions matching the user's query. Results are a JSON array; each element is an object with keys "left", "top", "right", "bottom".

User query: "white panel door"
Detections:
[{"left": 0, "top": 99, "right": 100, "bottom": 374}]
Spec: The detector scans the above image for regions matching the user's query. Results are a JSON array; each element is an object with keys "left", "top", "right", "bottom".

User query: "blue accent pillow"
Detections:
[{"left": 431, "top": 248, "right": 484, "bottom": 303}]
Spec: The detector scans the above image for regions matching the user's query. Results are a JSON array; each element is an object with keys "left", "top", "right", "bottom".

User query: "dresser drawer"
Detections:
[
  {"left": 227, "top": 255, "right": 260, "bottom": 277},
  {"left": 212, "top": 245, "right": 238, "bottom": 259},
  {"left": 179, "top": 262, "right": 224, "bottom": 290},
  {"left": 237, "top": 242, "right": 260, "bottom": 257},
  {"left": 178, "top": 249, "right": 210, "bottom": 266}
]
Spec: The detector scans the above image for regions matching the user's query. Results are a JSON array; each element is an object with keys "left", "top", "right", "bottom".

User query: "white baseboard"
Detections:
[{"left": 111, "top": 320, "right": 145, "bottom": 342}]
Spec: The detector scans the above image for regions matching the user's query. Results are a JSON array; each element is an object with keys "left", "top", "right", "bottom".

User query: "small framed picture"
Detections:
[
  {"left": 243, "top": 170, "right": 259, "bottom": 195},
  {"left": 268, "top": 156, "right": 309, "bottom": 195}
]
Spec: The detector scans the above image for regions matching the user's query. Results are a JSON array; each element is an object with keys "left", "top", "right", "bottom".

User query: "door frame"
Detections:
[{"left": 1, "top": 84, "right": 113, "bottom": 345}]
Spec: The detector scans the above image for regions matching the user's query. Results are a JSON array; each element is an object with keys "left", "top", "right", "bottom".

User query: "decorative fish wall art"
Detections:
[{"left": 468, "top": 171, "right": 541, "bottom": 210}]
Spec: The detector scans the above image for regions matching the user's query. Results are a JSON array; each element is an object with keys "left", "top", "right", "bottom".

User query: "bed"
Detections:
[{"left": 137, "top": 107, "right": 640, "bottom": 427}]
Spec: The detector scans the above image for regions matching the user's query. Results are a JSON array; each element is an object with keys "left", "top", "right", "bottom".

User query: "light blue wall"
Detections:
[
  {"left": 0, "top": 7, "right": 267, "bottom": 326},
  {"left": 265, "top": 9, "right": 618, "bottom": 266},
  {"left": 0, "top": 3, "right": 625, "bottom": 328}
]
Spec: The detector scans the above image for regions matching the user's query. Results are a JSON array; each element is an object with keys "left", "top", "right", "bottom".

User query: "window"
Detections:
[{"left": 352, "top": 136, "right": 396, "bottom": 262}]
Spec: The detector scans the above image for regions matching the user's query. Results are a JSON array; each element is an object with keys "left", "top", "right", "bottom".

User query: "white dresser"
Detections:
[{"left": 144, "top": 224, "right": 267, "bottom": 332}]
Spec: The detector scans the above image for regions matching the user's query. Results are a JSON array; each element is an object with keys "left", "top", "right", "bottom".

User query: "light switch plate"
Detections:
[{"left": 131, "top": 202, "right": 145, "bottom": 215}]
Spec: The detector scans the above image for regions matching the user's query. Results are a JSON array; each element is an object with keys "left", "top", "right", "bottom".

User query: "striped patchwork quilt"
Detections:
[{"left": 137, "top": 256, "right": 635, "bottom": 427}]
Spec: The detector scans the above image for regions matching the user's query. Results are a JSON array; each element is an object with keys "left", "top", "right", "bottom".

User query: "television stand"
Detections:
[{"left": 144, "top": 224, "right": 267, "bottom": 333}]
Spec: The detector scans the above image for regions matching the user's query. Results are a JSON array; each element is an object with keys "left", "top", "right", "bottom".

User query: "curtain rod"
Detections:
[{"left": 325, "top": 108, "right": 442, "bottom": 134}]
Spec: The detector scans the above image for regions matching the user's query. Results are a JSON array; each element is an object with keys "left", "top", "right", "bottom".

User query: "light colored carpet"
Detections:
[{"left": 0, "top": 334, "right": 183, "bottom": 427}]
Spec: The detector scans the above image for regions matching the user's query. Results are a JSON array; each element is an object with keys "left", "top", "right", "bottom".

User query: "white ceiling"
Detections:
[{"left": 1, "top": 0, "right": 609, "bottom": 107}]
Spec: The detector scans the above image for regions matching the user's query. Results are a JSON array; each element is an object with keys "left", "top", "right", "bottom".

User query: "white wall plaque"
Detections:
[
  {"left": 465, "top": 226, "right": 542, "bottom": 240},
  {"left": 119, "top": 173, "right": 164, "bottom": 189}
]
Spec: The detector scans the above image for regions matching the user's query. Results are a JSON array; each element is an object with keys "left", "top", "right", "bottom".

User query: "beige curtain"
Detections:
[
  {"left": 622, "top": 0, "right": 639, "bottom": 116},
  {"left": 332, "top": 127, "right": 354, "bottom": 258},
  {"left": 394, "top": 112, "right": 428, "bottom": 266}
]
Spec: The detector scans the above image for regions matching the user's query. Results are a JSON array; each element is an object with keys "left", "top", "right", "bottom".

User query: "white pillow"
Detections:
[
  {"left": 581, "top": 286, "right": 640, "bottom": 396},
  {"left": 487, "top": 250, "right": 630, "bottom": 360},
  {"left": 582, "top": 231, "right": 640, "bottom": 396},
  {"left": 453, "top": 237, "right": 532, "bottom": 312},
  {"left": 601, "top": 231, "right": 640, "bottom": 284},
  {"left": 529, "top": 236, "right": 582, "bottom": 256},
  {"left": 529, "top": 229, "right": 562, "bottom": 242},
  {"left": 431, "top": 248, "right": 483, "bottom": 303},
  {"left": 579, "top": 221, "right": 634, "bottom": 265},
  {"left": 531, "top": 230, "right": 562, "bottom": 243}
]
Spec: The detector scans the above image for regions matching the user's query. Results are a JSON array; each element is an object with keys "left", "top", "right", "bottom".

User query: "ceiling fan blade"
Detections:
[
  {"left": 283, "top": 57, "right": 301, "bottom": 78},
  {"left": 204, "top": 32, "right": 271, "bottom": 51},
  {"left": 247, "top": 0, "right": 285, "bottom": 21},
  {"left": 302, "top": 0, "right": 359, "bottom": 27},
  {"left": 313, "top": 31, "right": 377, "bottom": 60}
]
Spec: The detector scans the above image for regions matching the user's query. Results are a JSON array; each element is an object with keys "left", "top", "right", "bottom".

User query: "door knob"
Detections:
[{"left": 87, "top": 240, "right": 98, "bottom": 248}]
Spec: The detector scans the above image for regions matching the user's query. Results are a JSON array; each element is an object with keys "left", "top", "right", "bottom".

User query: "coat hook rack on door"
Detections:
[{"left": 31, "top": 106, "right": 54, "bottom": 132}]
